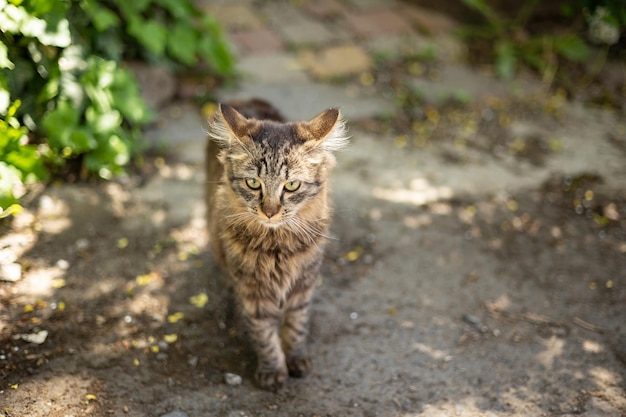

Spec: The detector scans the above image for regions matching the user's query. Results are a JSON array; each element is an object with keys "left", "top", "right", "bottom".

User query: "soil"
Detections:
[{"left": 2, "top": 95, "right": 625, "bottom": 416}]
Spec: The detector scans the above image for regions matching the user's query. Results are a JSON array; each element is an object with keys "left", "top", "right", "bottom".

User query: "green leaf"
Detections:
[
  {"left": 128, "top": 17, "right": 167, "bottom": 56},
  {"left": 114, "top": 93, "right": 153, "bottom": 124},
  {"left": 495, "top": 41, "right": 516, "bottom": 80},
  {"left": 86, "top": 133, "right": 131, "bottom": 177},
  {"left": 42, "top": 100, "right": 79, "bottom": 149},
  {"left": 81, "top": 0, "right": 120, "bottom": 32},
  {"left": 86, "top": 107, "right": 122, "bottom": 133},
  {"left": 68, "top": 128, "right": 96, "bottom": 153},
  {"left": 0, "top": 41, "right": 14, "bottom": 69},
  {"left": 21, "top": 14, "right": 71, "bottom": 47},
  {"left": 553, "top": 35, "right": 589, "bottom": 62},
  {"left": 197, "top": 15, "right": 235, "bottom": 76},
  {"left": 4, "top": 145, "right": 48, "bottom": 182},
  {"left": 0, "top": 162, "right": 21, "bottom": 210},
  {"left": 112, "top": 0, "right": 151, "bottom": 18},
  {"left": 156, "top": 0, "right": 192, "bottom": 18},
  {"left": 167, "top": 23, "right": 198, "bottom": 65},
  {"left": 461, "top": 0, "right": 502, "bottom": 28},
  {"left": 198, "top": 36, "right": 235, "bottom": 76},
  {"left": 38, "top": 75, "right": 60, "bottom": 103}
]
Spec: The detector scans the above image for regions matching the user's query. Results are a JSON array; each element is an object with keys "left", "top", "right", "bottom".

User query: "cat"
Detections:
[{"left": 205, "top": 99, "right": 348, "bottom": 390}]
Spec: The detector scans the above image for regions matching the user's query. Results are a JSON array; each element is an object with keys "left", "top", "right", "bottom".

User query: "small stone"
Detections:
[
  {"left": 18, "top": 330, "right": 49, "bottom": 345},
  {"left": 462, "top": 314, "right": 481, "bottom": 326},
  {"left": 227, "top": 411, "right": 250, "bottom": 417},
  {"left": 187, "top": 356, "right": 198, "bottom": 367},
  {"left": 56, "top": 259, "right": 70, "bottom": 270},
  {"left": 75, "top": 238, "right": 90, "bottom": 251},
  {"left": 160, "top": 411, "right": 189, "bottom": 417},
  {"left": 224, "top": 372, "right": 243, "bottom": 386},
  {"left": 0, "top": 263, "right": 22, "bottom": 282},
  {"left": 463, "top": 314, "right": 489, "bottom": 332}
]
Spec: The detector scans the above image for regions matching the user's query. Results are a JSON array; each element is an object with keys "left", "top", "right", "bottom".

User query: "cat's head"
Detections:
[{"left": 209, "top": 103, "right": 348, "bottom": 228}]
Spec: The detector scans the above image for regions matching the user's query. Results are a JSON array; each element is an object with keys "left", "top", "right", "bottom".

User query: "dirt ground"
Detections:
[{"left": 1, "top": 90, "right": 626, "bottom": 416}]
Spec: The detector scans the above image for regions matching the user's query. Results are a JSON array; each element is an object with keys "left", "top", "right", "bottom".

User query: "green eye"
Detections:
[
  {"left": 284, "top": 180, "right": 301, "bottom": 192},
  {"left": 245, "top": 177, "right": 261, "bottom": 189}
]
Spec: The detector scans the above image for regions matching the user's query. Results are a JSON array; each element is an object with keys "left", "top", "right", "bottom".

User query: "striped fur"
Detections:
[{"left": 205, "top": 101, "right": 348, "bottom": 390}]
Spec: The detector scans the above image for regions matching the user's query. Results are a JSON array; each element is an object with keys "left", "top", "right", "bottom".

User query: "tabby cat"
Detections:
[{"left": 205, "top": 100, "right": 348, "bottom": 390}]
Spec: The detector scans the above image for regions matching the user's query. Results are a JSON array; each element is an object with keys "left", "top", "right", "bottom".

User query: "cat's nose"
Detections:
[{"left": 261, "top": 203, "right": 280, "bottom": 219}]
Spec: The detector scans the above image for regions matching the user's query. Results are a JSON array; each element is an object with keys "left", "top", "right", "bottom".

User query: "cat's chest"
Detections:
[{"left": 227, "top": 229, "right": 323, "bottom": 279}]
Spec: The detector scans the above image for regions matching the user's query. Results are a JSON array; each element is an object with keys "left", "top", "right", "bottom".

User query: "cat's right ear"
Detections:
[
  {"left": 220, "top": 104, "right": 252, "bottom": 139},
  {"left": 208, "top": 104, "right": 255, "bottom": 148}
]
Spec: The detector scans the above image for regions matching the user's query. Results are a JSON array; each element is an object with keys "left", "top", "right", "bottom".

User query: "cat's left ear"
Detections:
[{"left": 303, "top": 108, "right": 349, "bottom": 151}]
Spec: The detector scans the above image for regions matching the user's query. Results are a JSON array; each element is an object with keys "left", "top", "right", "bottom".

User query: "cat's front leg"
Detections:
[
  {"left": 282, "top": 281, "right": 316, "bottom": 378},
  {"left": 241, "top": 298, "right": 288, "bottom": 390}
]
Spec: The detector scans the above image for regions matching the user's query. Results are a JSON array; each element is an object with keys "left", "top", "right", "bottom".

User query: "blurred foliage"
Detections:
[
  {"left": 0, "top": 0, "right": 235, "bottom": 216},
  {"left": 459, "top": 0, "right": 624, "bottom": 82},
  {"left": 0, "top": 100, "right": 47, "bottom": 218}
]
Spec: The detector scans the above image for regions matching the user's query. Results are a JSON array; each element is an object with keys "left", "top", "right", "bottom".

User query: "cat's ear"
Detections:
[
  {"left": 220, "top": 104, "right": 252, "bottom": 138},
  {"left": 303, "top": 108, "right": 349, "bottom": 151},
  {"left": 208, "top": 103, "right": 255, "bottom": 148}
]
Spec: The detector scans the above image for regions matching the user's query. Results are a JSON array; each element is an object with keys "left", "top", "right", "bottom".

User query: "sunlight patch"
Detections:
[
  {"left": 536, "top": 336, "right": 565, "bottom": 369},
  {"left": 372, "top": 176, "right": 453, "bottom": 206},
  {"left": 16, "top": 266, "right": 66, "bottom": 299}
]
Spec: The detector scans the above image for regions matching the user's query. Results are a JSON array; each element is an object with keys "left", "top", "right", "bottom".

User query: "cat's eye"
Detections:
[
  {"left": 284, "top": 180, "right": 301, "bottom": 192},
  {"left": 245, "top": 177, "right": 262, "bottom": 190}
]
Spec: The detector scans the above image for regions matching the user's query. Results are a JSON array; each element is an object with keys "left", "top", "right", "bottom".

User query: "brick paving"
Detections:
[
  {"left": 344, "top": 9, "right": 415, "bottom": 38},
  {"left": 213, "top": 0, "right": 473, "bottom": 121},
  {"left": 230, "top": 28, "right": 284, "bottom": 54},
  {"left": 217, "top": 0, "right": 461, "bottom": 80}
]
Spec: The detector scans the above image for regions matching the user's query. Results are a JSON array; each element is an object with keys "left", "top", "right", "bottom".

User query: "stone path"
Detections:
[
  {"left": 200, "top": 0, "right": 473, "bottom": 120},
  {"left": 147, "top": 0, "right": 625, "bottom": 194}
]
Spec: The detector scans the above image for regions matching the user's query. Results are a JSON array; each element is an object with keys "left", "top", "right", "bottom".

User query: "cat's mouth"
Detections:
[{"left": 257, "top": 215, "right": 284, "bottom": 228}]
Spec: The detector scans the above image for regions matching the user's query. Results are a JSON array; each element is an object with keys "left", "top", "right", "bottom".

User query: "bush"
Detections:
[
  {"left": 459, "top": 0, "right": 593, "bottom": 80},
  {"left": 0, "top": 0, "right": 235, "bottom": 216},
  {"left": 459, "top": 0, "right": 625, "bottom": 81}
]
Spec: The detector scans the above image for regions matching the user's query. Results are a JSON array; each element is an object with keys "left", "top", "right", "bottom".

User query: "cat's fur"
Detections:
[{"left": 205, "top": 99, "right": 348, "bottom": 390}]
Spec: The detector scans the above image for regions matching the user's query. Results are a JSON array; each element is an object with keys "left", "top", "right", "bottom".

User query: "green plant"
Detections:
[
  {"left": 0, "top": 100, "right": 48, "bottom": 217},
  {"left": 584, "top": 3, "right": 623, "bottom": 45},
  {"left": 459, "top": 0, "right": 590, "bottom": 80},
  {"left": 0, "top": 0, "right": 235, "bottom": 217}
]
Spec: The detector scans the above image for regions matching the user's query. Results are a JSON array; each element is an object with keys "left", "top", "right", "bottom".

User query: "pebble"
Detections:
[
  {"left": 462, "top": 313, "right": 488, "bottom": 332},
  {"left": 75, "top": 238, "right": 90, "bottom": 251},
  {"left": 224, "top": 372, "right": 243, "bottom": 386},
  {"left": 227, "top": 411, "right": 250, "bottom": 417},
  {"left": 18, "top": 330, "right": 49, "bottom": 345},
  {"left": 160, "top": 411, "right": 189, "bottom": 417},
  {"left": 56, "top": 259, "right": 70, "bottom": 270}
]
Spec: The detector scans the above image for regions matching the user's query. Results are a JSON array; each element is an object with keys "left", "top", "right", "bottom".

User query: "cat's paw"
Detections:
[
  {"left": 287, "top": 355, "right": 312, "bottom": 378},
  {"left": 256, "top": 366, "right": 288, "bottom": 391}
]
